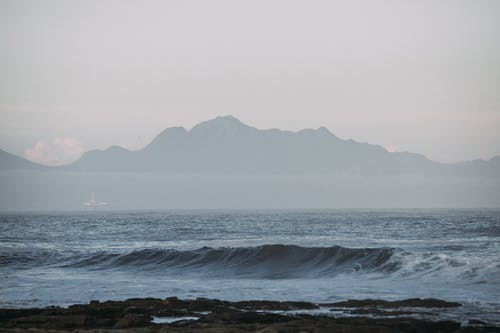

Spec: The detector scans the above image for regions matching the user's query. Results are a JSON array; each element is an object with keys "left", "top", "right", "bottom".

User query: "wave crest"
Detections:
[{"left": 64, "top": 244, "right": 397, "bottom": 278}]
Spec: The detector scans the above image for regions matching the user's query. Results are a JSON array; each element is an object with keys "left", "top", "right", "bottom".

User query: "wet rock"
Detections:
[
  {"left": 94, "top": 317, "right": 117, "bottom": 327},
  {"left": 164, "top": 296, "right": 187, "bottom": 309},
  {"left": 0, "top": 308, "right": 46, "bottom": 324},
  {"left": 234, "top": 300, "right": 319, "bottom": 311},
  {"left": 203, "top": 306, "right": 295, "bottom": 324},
  {"left": 113, "top": 313, "right": 151, "bottom": 329},
  {"left": 1, "top": 297, "right": 498, "bottom": 333},
  {"left": 324, "top": 298, "right": 461, "bottom": 308},
  {"left": 156, "top": 309, "right": 199, "bottom": 317},
  {"left": 9, "top": 314, "right": 88, "bottom": 329},
  {"left": 348, "top": 308, "right": 423, "bottom": 316},
  {"left": 187, "top": 298, "right": 229, "bottom": 311}
]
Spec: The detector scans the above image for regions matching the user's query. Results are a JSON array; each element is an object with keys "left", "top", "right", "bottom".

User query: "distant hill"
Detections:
[
  {"left": 0, "top": 149, "right": 46, "bottom": 170},
  {"left": 454, "top": 155, "right": 500, "bottom": 178},
  {"left": 64, "top": 115, "right": 499, "bottom": 177},
  {"left": 1, "top": 117, "right": 499, "bottom": 211},
  {"left": 1, "top": 116, "right": 497, "bottom": 176}
]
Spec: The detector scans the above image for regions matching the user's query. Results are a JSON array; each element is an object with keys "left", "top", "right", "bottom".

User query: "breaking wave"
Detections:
[
  {"left": 3, "top": 244, "right": 498, "bottom": 281},
  {"left": 62, "top": 244, "right": 397, "bottom": 278}
]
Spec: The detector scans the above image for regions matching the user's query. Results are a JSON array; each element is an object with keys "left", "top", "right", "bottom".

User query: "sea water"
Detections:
[{"left": 1, "top": 209, "right": 499, "bottom": 323}]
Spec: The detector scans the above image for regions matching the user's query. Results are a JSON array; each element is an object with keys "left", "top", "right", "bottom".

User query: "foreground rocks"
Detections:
[
  {"left": 0, "top": 297, "right": 498, "bottom": 333},
  {"left": 321, "top": 298, "right": 462, "bottom": 308}
]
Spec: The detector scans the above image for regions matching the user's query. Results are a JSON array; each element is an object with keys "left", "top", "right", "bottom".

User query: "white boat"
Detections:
[{"left": 84, "top": 192, "right": 108, "bottom": 207}]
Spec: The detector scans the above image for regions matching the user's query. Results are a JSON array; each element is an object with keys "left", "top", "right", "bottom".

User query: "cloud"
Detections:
[
  {"left": 25, "top": 137, "right": 83, "bottom": 166},
  {"left": 385, "top": 144, "right": 400, "bottom": 153}
]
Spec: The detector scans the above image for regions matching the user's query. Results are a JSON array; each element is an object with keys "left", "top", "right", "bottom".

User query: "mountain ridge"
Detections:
[
  {"left": 1, "top": 116, "right": 498, "bottom": 177},
  {"left": 0, "top": 149, "right": 48, "bottom": 171},
  {"left": 64, "top": 116, "right": 498, "bottom": 176},
  {"left": 66, "top": 116, "right": 431, "bottom": 174}
]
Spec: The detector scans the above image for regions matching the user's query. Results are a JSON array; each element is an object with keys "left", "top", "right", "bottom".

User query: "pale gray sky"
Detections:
[{"left": 1, "top": 0, "right": 499, "bottom": 165}]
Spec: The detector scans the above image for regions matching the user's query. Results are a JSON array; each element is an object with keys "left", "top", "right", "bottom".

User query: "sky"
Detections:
[{"left": 1, "top": 0, "right": 499, "bottom": 165}]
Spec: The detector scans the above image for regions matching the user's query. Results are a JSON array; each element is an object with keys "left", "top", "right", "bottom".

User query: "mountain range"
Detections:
[
  {"left": 1, "top": 115, "right": 499, "bottom": 177},
  {"left": 0, "top": 148, "right": 47, "bottom": 170}
]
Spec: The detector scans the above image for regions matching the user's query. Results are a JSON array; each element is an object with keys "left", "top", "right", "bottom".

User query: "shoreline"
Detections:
[{"left": 1, "top": 297, "right": 499, "bottom": 333}]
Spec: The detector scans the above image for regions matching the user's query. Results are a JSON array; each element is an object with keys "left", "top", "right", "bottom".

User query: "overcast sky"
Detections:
[{"left": 1, "top": 0, "right": 499, "bottom": 165}]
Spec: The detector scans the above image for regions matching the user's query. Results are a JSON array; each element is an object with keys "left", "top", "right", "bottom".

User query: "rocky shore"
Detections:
[{"left": 1, "top": 297, "right": 499, "bottom": 333}]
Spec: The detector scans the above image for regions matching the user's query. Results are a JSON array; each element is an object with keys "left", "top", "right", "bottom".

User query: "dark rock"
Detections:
[
  {"left": 94, "top": 317, "right": 117, "bottom": 327},
  {"left": 0, "top": 308, "right": 46, "bottom": 324},
  {"left": 234, "top": 300, "right": 319, "bottom": 311},
  {"left": 187, "top": 298, "right": 229, "bottom": 311},
  {"left": 324, "top": 298, "right": 461, "bottom": 308},
  {"left": 1, "top": 296, "right": 498, "bottom": 333},
  {"left": 9, "top": 314, "right": 88, "bottom": 329},
  {"left": 113, "top": 313, "right": 151, "bottom": 329},
  {"left": 156, "top": 309, "right": 198, "bottom": 317},
  {"left": 203, "top": 306, "right": 295, "bottom": 324},
  {"left": 348, "top": 308, "right": 423, "bottom": 316},
  {"left": 164, "top": 296, "right": 186, "bottom": 309}
]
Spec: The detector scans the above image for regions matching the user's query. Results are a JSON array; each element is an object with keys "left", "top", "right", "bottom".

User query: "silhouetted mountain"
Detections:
[
  {"left": 1, "top": 117, "right": 499, "bottom": 210},
  {"left": 0, "top": 149, "right": 47, "bottom": 170},
  {"left": 454, "top": 156, "right": 500, "bottom": 177},
  {"left": 64, "top": 115, "right": 499, "bottom": 176}
]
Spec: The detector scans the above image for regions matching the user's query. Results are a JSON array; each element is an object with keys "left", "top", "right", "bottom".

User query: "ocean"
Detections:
[{"left": 1, "top": 209, "right": 499, "bottom": 323}]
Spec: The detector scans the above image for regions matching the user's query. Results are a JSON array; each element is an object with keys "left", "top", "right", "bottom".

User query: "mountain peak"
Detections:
[
  {"left": 146, "top": 126, "right": 188, "bottom": 150},
  {"left": 156, "top": 126, "right": 188, "bottom": 138},
  {"left": 190, "top": 115, "right": 254, "bottom": 134},
  {"left": 216, "top": 115, "right": 240, "bottom": 122},
  {"left": 317, "top": 126, "right": 331, "bottom": 134}
]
